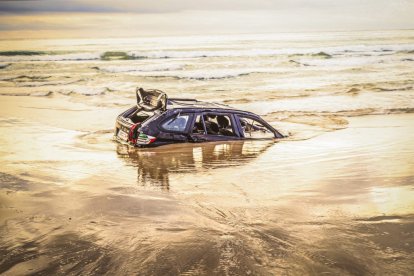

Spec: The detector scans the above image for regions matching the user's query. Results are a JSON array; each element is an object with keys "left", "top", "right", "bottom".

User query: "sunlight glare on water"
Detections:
[{"left": 0, "top": 30, "right": 413, "bottom": 274}]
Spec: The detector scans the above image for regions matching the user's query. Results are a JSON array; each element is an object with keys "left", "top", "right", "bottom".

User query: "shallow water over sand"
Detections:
[
  {"left": 1, "top": 31, "right": 414, "bottom": 275},
  {"left": 1, "top": 106, "right": 413, "bottom": 275}
]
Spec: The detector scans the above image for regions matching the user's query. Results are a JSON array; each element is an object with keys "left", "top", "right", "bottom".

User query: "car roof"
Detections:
[
  {"left": 165, "top": 98, "right": 261, "bottom": 118},
  {"left": 167, "top": 98, "right": 239, "bottom": 111}
]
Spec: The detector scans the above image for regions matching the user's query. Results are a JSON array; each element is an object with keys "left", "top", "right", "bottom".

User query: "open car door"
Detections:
[{"left": 136, "top": 88, "right": 168, "bottom": 111}]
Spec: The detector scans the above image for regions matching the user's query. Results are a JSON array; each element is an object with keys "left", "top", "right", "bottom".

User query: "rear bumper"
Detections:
[
  {"left": 114, "top": 116, "right": 134, "bottom": 143},
  {"left": 114, "top": 115, "right": 161, "bottom": 147}
]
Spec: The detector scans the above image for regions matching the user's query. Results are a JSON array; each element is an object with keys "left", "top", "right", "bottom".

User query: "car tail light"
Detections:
[
  {"left": 137, "top": 133, "right": 157, "bottom": 145},
  {"left": 128, "top": 123, "right": 140, "bottom": 144}
]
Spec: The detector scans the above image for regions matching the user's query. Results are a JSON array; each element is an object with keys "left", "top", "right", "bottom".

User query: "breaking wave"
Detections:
[
  {"left": 1, "top": 75, "right": 52, "bottom": 82},
  {"left": 1, "top": 44, "right": 412, "bottom": 62},
  {"left": 96, "top": 63, "right": 184, "bottom": 73},
  {"left": 372, "top": 86, "right": 413, "bottom": 92},
  {"left": 0, "top": 91, "right": 53, "bottom": 97},
  {"left": 291, "top": 55, "right": 401, "bottom": 67},
  {"left": 0, "top": 52, "right": 100, "bottom": 62},
  {"left": 347, "top": 82, "right": 414, "bottom": 93},
  {"left": 59, "top": 87, "right": 110, "bottom": 96},
  {"left": 311, "top": 52, "right": 332, "bottom": 58},
  {"left": 0, "top": 50, "right": 48, "bottom": 56},
  {"left": 0, "top": 87, "right": 110, "bottom": 97},
  {"left": 0, "top": 63, "right": 10, "bottom": 69},
  {"left": 100, "top": 51, "right": 146, "bottom": 61},
  {"left": 222, "top": 83, "right": 413, "bottom": 105},
  {"left": 127, "top": 44, "right": 414, "bottom": 59},
  {"left": 267, "top": 107, "right": 414, "bottom": 119},
  {"left": 135, "top": 69, "right": 258, "bottom": 80}
]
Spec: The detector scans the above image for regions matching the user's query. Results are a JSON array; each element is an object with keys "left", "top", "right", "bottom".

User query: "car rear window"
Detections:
[
  {"left": 161, "top": 114, "right": 190, "bottom": 132},
  {"left": 128, "top": 109, "right": 153, "bottom": 124}
]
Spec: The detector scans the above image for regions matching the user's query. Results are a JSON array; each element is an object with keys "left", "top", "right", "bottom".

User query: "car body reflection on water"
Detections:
[{"left": 116, "top": 140, "right": 275, "bottom": 190}]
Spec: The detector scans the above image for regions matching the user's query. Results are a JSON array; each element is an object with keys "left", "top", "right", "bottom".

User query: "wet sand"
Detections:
[{"left": 1, "top": 95, "right": 413, "bottom": 275}]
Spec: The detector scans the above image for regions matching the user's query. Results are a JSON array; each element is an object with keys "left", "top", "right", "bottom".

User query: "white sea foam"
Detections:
[
  {"left": 104, "top": 81, "right": 137, "bottom": 92},
  {"left": 296, "top": 55, "right": 398, "bottom": 67},
  {"left": 98, "top": 63, "right": 184, "bottom": 73},
  {"left": 235, "top": 92, "right": 414, "bottom": 116},
  {"left": 0, "top": 31, "right": 413, "bottom": 118},
  {"left": 0, "top": 91, "right": 52, "bottom": 97},
  {"left": 128, "top": 44, "right": 414, "bottom": 59},
  {"left": 0, "top": 43, "right": 412, "bottom": 63},
  {"left": 0, "top": 53, "right": 100, "bottom": 62},
  {"left": 130, "top": 68, "right": 262, "bottom": 80},
  {"left": 0, "top": 63, "right": 10, "bottom": 69},
  {"left": 30, "top": 91, "right": 53, "bottom": 97},
  {"left": 59, "top": 86, "right": 108, "bottom": 96}
]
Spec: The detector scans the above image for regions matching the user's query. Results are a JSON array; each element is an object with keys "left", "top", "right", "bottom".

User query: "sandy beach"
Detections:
[
  {"left": 1, "top": 31, "right": 414, "bottom": 274},
  {"left": 1, "top": 94, "right": 413, "bottom": 274}
]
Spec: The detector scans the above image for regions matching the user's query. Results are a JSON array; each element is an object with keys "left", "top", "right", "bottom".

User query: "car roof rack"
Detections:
[{"left": 168, "top": 98, "right": 197, "bottom": 102}]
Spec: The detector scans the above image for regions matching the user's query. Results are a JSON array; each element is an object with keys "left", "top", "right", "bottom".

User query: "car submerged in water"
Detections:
[{"left": 114, "top": 88, "right": 285, "bottom": 147}]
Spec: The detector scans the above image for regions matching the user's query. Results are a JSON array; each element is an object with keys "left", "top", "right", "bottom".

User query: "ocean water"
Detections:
[
  {"left": 1, "top": 30, "right": 413, "bottom": 120},
  {"left": 0, "top": 30, "right": 414, "bottom": 275}
]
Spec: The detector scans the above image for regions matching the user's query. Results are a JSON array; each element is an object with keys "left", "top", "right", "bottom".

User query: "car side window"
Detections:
[
  {"left": 202, "top": 114, "right": 235, "bottom": 136},
  {"left": 192, "top": 115, "right": 206, "bottom": 134},
  {"left": 161, "top": 114, "right": 190, "bottom": 132},
  {"left": 238, "top": 116, "right": 275, "bottom": 139}
]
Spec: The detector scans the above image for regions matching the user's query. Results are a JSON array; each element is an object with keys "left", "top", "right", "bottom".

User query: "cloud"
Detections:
[
  {"left": 0, "top": 1, "right": 413, "bottom": 38},
  {"left": 0, "top": 0, "right": 410, "bottom": 14},
  {"left": 0, "top": 0, "right": 119, "bottom": 13}
]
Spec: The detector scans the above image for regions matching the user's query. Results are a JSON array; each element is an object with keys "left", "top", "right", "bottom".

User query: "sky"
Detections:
[{"left": 0, "top": 0, "right": 413, "bottom": 39}]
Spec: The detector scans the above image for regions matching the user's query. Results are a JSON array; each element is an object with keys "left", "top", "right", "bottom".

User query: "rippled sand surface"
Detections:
[{"left": 1, "top": 31, "right": 414, "bottom": 275}]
